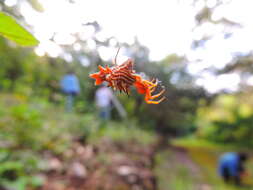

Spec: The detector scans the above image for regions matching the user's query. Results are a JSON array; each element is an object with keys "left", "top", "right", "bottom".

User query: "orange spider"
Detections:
[{"left": 89, "top": 49, "right": 165, "bottom": 104}]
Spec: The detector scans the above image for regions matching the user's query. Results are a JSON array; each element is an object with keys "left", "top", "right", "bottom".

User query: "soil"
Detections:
[{"left": 36, "top": 138, "right": 157, "bottom": 190}]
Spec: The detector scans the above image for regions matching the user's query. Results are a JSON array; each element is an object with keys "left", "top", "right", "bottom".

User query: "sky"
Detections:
[{"left": 4, "top": 0, "right": 253, "bottom": 93}]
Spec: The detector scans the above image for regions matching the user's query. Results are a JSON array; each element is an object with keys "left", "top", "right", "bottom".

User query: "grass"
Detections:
[
  {"left": 155, "top": 150, "right": 200, "bottom": 190},
  {"left": 172, "top": 136, "right": 251, "bottom": 151}
]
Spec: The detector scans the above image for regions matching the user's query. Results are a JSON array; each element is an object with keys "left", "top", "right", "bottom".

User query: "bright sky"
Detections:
[{"left": 5, "top": 0, "right": 253, "bottom": 93}]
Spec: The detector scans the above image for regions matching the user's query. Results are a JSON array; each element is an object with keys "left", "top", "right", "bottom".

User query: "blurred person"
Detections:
[
  {"left": 218, "top": 152, "right": 249, "bottom": 186},
  {"left": 60, "top": 71, "right": 80, "bottom": 112},
  {"left": 95, "top": 84, "right": 113, "bottom": 120}
]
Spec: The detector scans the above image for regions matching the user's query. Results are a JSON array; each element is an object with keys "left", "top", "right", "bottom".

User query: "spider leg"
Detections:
[
  {"left": 150, "top": 89, "right": 165, "bottom": 99},
  {"left": 125, "top": 88, "right": 130, "bottom": 96},
  {"left": 106, "top": 66, "right": 112, "bottom": 73},
  {"left": 151, "top": 78, "right": 157, "bottom": 83},
  {"left": 107, "top": 81, "right": 113, "bottom": 87},
  {"left": 89, "top": 73, "right": 103, "bottom": 85},
  {"left": 145, "top": 88, "right": 165, "bottom": 104},
  {"left": 145, "top": 96, "right": 166, "bottom": 104},
  {"left": 149, "top": 86, "right": 156, "bottom": 93},
  {"left": 143, "top": 79, "right": 158, "bottom": 87},
  {"left": 117, "top": 83, "right": 123, "bottom": 93},
  {"left": 98, "top": 65, "right": 106, "bottom": 72},
  {"left": 122, "top": 84, "right": 127, "bottom": 94},
  {"left": 122, "top": 83, "right": 131, "bottom": 96}
]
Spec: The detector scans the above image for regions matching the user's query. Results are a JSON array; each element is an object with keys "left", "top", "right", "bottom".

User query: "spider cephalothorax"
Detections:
[{"left": 90, "top": 51, "right": 165, "bottom": 104}]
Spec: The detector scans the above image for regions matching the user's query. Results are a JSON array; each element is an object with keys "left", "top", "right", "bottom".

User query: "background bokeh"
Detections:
[{"left": 0, "top": 0, "right": 253, "bottom": 189}]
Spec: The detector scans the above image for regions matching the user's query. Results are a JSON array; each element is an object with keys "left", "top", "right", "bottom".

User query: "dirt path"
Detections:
[{"left": 37, "top": 138, "right": 157, "bottom": 190}]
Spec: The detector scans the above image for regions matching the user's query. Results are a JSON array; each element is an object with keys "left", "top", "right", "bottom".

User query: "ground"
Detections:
[{"left": 155, "top": 140, "right": 253, "bottom": 190}]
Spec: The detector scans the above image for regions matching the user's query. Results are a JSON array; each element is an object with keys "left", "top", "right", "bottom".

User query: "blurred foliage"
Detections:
[
  {"left": 195, "top": 94, "right": 253, "bottom": 146},
  {"left": 87, "top": 121, "right": 157, "bottom": 146},
  {"left": 192, "top": 0, "right": 241, "bottom": 49},
  {"left": 0, "top": 94, "right": 158, "bottom": 189},
  {"left": 27, "top": 0, "right": 44, "bottom": 12},
  {"left": 189, "top": 0, "right": 253, "bottom": 147}
]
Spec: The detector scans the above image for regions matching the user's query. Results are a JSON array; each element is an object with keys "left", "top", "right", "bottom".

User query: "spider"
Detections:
[{"left": 89, "top": 48, "right": 165, "bottom": 104}]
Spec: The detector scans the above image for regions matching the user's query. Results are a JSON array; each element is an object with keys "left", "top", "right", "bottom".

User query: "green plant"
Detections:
[{"left": 0, "top": 12, "right": 39, "bottom": 46}]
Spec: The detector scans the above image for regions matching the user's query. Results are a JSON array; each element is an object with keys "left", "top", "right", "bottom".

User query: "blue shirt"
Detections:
[
  {"left": 218, "top": 152, "right": 240, "bottom": 177},
  {"left": 60, "top": 74, "right": 80, "bottom": 94}
]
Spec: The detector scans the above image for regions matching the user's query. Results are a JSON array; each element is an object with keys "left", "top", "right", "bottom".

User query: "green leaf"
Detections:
[{"left": 0, "top": 12, "right": 39, "bottom": 46}]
